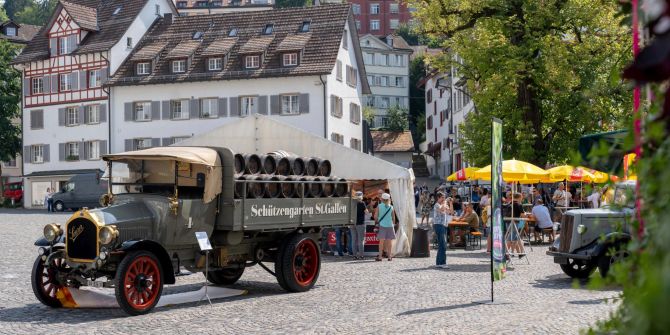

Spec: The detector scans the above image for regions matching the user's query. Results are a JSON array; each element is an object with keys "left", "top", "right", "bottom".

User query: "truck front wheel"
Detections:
[
  {"left": 206, "top": 266, "right": 245, "bottom": 285},
  {"left": 115, "top": 250, "right": 163, "bottom": 315},
  {"left": 560, "top": 258, "right": 596, "bottom": 279},
  {"left": 597, "top": 244, "right": 630, "bottom": 277},
  {"left": 31, "top": 254, "right": 67, "bottom": 308},
  {"left": 275, "top": 234, "right": 320, "bottom": 292}
]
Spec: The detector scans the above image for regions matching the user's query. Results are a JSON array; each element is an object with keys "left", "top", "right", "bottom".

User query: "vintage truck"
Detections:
[
  {"left": 546, "top": 181, "right": 636, "bottom": 278},
  {"left": 31, "top": 146, "right": 354, "bottom": 315}
]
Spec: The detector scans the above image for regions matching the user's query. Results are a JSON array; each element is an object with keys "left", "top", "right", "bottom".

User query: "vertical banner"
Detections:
[{"left": 491, "top": 118, "right": 506, "bottom": 282}]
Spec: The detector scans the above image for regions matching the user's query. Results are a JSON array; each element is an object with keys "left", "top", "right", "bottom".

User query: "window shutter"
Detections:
[
  {"left": 299, "top": 94, "right": 309, "bottom": 114},
  {"left": 100, "top": 68, "right": 108, "bottom": 85},
  {"left": 30, "top": 110, "right": 37, "bottom": 129},
  {"left": 124, "top": 102, "right": 133, "bottom": 121},
  {"left": 36, "top": 110, "right": 44, "bottom": 129},
  {"left": 218, "top": 98, "right": 227, "bottom": 117},
  {"left": 78, "top": 105, "right": 85, "bottom": 124},
  {"left": 258, "top": 96, "right": 268, "bottom": 115},
  {"left": 82, "top": 141, "right": 89, "bottom": 160},
  {"left": 338, "top": 98, "right": 343, "bottom": 117},
  {"left": 23, "top": 78, "right": 30, "bottom": 96},
  {"left": 230, "top": 97, "right": 239, "bottom": 117},
  {"left": 58, "top": 108, "right": 65, "bottom": 126},
  {"left": 43, "top": 76, "right": 50, "bottom": 93},
  {"left": 330, "top": 95, "right": 335, "bottom": 116},
  {"left": 125, "top": 139, "right": 133, "bottom": 151},
  {"left": 345, "top": 66, "right": 350, "bottom": 84},
  {"left": 100, "top": 141, "right": 108, "bottom": 155},
  {"left": 23, "top": 146, "right": 31, "bottom": 163},
  {"left": 162, "top": 137, "right": 172, "bottom": 146},
  {"left": 161, "top": 101, "right": 170, "bottom": 120},
  {"left": 189, "top": 99, "right": 199, "bottom": 119},
  {"left": 51, "top": 75, "right": 58, "bottom": 93},
  {"left": 68, "top": 34, "right": 77, "bottom": 52},
  {"left": 70, "top": 72, "right": 79, "bottom": 90},
  {"left": 99, "top": 104, "right": 107, "bottom": 123},
  {"left": 79, "top": 71, "right": 87, "bottom": 88},
  {"left": 270, "top": 95, "right": 280, "bottom": 115},
  {"left": 151, "top": 101, "right": 161, "bottom": 120},
  {"left": 43, "top": 144, "right": 50, "bottom": 162},
  {"left": 49, "top": 38, "right": 57, "bottom": 56},
  {"left": 59, "top": 143, "right": 66, "bottom": 161},
  {"left": 151, "top": 138, "right": 160, "bottom": 148},
  {"left": 349, "top": 104, "right": 354, "bottom": 123}
]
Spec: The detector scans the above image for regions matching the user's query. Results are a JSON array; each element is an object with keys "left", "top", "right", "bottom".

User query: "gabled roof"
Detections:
[
  {"left": 166, "top": 40, "right": 201, "bottom": 58},
  {"left": 0, "top": 20, "right": 40, "bottom": 44},
  {"left": 360, "top": 33, "right": 413, "bottom": 53},
  {"left": 107, "top": 4, "right": 370, "bottom": 94},
  {"left": 60, "top": 1, "right": 99, "bottom": 31},
  {"left": 371, "top": 130, "right": 415, "bottom": 152},
  {"left": 130, "top": 41, "right": 169, "bottom": 61}
]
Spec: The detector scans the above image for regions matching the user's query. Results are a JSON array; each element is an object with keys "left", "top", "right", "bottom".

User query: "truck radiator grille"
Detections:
[
  {"left": 559, "top": 215, "right": 574, "bottom": 253},
  {"left": 118, "top": 227, "right": 151, "bottom": 242},
  {"left": 66, "top": 218, "right": 98, "bottom": 261}
]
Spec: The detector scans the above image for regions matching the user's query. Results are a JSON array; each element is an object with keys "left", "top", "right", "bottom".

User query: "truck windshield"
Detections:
[
  {"left": 612, "top": 185, "right": 635, "bottom": 209},
  {"left": 108, "top": 160, "right": 176, "bottom": 196}
]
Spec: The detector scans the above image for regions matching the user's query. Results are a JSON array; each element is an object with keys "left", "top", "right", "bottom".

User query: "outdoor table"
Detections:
[{"left": 448, "top": 221, "right": 469, "bottom": 249}]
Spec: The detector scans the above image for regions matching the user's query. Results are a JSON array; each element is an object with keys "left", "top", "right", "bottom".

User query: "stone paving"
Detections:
[{"left": 0, "top": 209, "right": 620, "bottom": 334}]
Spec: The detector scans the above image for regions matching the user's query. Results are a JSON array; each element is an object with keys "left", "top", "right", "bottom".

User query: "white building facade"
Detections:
[
  {"left": 359, "top": 34, "right": 411, "bottom": 128},
  {"left": 423, "top": 57, "right": 474, "bottom": 178}
]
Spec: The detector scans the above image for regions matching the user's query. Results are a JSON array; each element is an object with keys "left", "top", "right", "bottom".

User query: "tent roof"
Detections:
[{"left": 178, "top": 115, "right": 413, "bottom": 181}]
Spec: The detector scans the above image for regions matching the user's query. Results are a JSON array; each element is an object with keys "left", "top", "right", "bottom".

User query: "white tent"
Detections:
[{"left": 179, "top": 115, "right": 417, "bottom": 256}]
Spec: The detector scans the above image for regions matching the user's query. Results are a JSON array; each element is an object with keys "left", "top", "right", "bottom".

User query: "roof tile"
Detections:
[{"left": 371, "top": 131, "right": 415, "bottom": 152}]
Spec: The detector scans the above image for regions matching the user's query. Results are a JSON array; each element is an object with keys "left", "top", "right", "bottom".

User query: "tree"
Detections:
[
  {"left": 0, "top": 40, "right": 23, "bottom": 199},
  {"left": 274, "top": 0, "right": 312, "bottom": 8},
  {"left": 2, "top": 0, "right": 30, "bottom": 20},
  {"left": 0, "top": 7, "right": 9, "bottom": 22},
  {"left": 405, "top": 0, "right": 632, "bottom": 166},
  {"left": 385, "top": 105, "right": 409, "bottom": 131},
  {"left": 408, "top": 55, "right": 426, "bottom": 148},
  {"left": 14, "top": 0, "right": 57, "bottom": 26},
  {"left": 362, "top": 106, "right": 375, "bottom": 125}
]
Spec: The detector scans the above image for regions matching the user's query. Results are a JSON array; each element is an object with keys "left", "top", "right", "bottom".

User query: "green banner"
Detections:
[{"left": 491, "top": 118, "right": 506, "bottom": 281}]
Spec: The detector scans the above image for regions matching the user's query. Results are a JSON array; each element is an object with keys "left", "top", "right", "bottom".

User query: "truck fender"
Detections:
[
  {"left": 119, "top": 240, "right": 176, "bottom": 285},
  {"left": 594, "top": 233, "right": 632, "bottom": 257},
  {"left": 34, "top": 235, "right": 64, "bottom": 247}
]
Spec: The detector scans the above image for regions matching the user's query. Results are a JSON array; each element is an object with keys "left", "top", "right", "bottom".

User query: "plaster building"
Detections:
[
  {"left": 370, "top": 130, "right": 414, "bottom": 168},
  {"left": 348, "top": 0, "right": 412, "bottom": 36},
  {"left": 173, "top": 0, "right": 273, "bottom": 15},
  {"left": 421, "top": 56, "right": 474, "bottom": 178},
  {"left": 13, "top": 2, "right": 369, "bottom": 208},
  {"left": 359, "top": 34, "right": 411, "bottom": 128}
]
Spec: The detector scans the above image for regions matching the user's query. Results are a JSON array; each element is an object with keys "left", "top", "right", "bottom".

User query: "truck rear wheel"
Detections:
[
  {"left": 54, "top": 201, "right": 64, "bottom": 212},
  {"left": 275, "top": 234, "right": 320, "bottom": 292},
  {"left": 206, "top": 266, "right": 245, "bottom": 285},
  {"left": 560, "top": 258, "right": 596, "bottom": 279},
  {"left": 115, "top": 250, "right": 163, "bottom": 315}
]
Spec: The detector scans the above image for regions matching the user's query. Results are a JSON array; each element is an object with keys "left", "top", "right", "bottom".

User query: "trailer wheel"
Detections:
[
  {"left": 275, "top": 234, "right": 320, "bottom": 292},
  {"left": 115, "top": 250, "right": 163, "bottom": 315},
  {"left": 206, "top": 266, "right": 245, "bottom": 285}
]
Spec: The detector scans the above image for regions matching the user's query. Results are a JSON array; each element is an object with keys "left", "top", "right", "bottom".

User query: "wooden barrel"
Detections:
[
  {"left": 332, "top": 177, "right": 349, "bottom": 197},
  {"left": 303, "top": 157, "right": 319, "bottom": 176},
  {"left": 277, "top": 175, "right": 297, "bottom": 198},
  {"left": 321, "top": 177, "right": 335, "bottom": 197},
  {"left": 261, "top": 155, "right": 277, "bottom": 175},
  {"left": 273, "top": 156, "right": 291, "bottom": 176},
  {"left": 288, "top": 156, "right": 305, "bottom": 176},
  {"left": 261, "top": 174, "right": 281, "bottom": 198},
  {"left": 246, "top": 175, "right": 265, "bottom": 199},
  {"left": 244, "top": 154, "right": 262, "bottom": 175},
  {"left": 234, "top": 154, "right": 245, "bottom": 175},
  {"left": 300, "top": 176, "right": 323, "bottom": 198},
  {"left": 234, "top": 174, "right": 246, "bottom": 198},
  {"left": 316, "top": 158, "right": 332, "bottom": 177}
]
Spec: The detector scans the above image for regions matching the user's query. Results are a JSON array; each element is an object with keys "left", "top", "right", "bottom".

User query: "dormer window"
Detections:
[
  {"left": 172, "top": 59, "right": 186, "bottom": 73},
  {"left": 300, "top": 21, "right": 310, "bottom": 33},
  {"left": 6, "top": 27, "right": 16, "bottom": 36},
  {"left": 208, "top": 57, "right": 223, "bottom": 71},
  {"left": 137, "top": 62, "right": 151, "bottom": 75},
  {"left": 262, "top": 24, "right": 274, "bottom": 35},
  {"left": 245, "top": 55, "right": 260, "bottom": 69},
  {"left": 228, "top": 28, "right": 238, "bottom": 37},
  {"left": 283, "top": 53, "right": 298, "bottom": 67},
  {"left": 113, "top": 6, "right": 122, "bottom": 15}
]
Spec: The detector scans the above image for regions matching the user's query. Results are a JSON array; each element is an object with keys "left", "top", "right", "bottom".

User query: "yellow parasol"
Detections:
[
  {"left": 446, "top": 167, "right": 480, "bottom": 181},
  {"left": 584, "top": 168, "right": 619, "bottom": 183},
  {"left": 474, "top": 159, "right": 549, "bottom": 182},
  {"left": 546, "top": 165, "right": 598, "bottom": 183}
]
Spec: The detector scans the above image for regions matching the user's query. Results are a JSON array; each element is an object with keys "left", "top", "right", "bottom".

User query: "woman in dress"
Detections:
[
  {"left": 419, "top": 191, "right": 432, "bottom": 226},
  {"left": 375, "top": 193, "right": 397, "bottom": 261}
]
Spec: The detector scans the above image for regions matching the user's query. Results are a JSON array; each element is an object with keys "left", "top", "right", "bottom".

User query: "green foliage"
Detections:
[
  {"left": 2, "top": 0, "right": 30, "bottom": 20},
  {"left": 394, "top": 23, "right": 444, "bottom": 47},
  {"left": 0, "top": 7, "right": 9, "bottom": 22},
  {"left": 0, "top": 40, "right": 22, "bottom": 184},
  {"left": 386, "top": 105, "right": 409, "bottom": 131},
  {"left": 362, "top": 106, "right": 375, "bottom": 124},
  {"left": 14, "top": 0, "right": 57, "bottom": 26},
  {"left": 274, "top": 0, "right": 313, "bottom": 8},
  {"left": 405, "top": 0, "right": 632, "bottom": 166},
  {"left": 409, "top": 55, "right": 426, "bottom": 148}
]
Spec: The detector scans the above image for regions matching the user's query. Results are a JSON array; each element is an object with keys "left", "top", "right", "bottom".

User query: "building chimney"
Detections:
[{"left": 164, "top": 13, "right": 173, "bottom": 23}]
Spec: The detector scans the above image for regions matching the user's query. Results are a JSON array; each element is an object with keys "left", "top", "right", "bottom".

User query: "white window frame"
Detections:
[
  {"left": 88, "top": 69, "right": 101, "bottom": 88},
  {"left": 245, "top": 55, "right": 260, "bottom": 69},
  {"left": 352, "top": 4, "right": 361, "bottom": 15},
  {"left": 66, "top": 142, "right": 79, "bottom": 161},
  {"left": 59, "top": 74, "right": 72, "bottom": 91},
  {"left": 390, "top": 19, "right": 399, "bottom": 29},
  {"left": 283, "top": 53, "right": 298, "bottom": 67},
  {"left": 370, "top": 3, "right": 380, "bottom": 14},
  {"left": 200, "top": 98, "right": 218, "bottom": 118},
  {"left": 127, "top": 37, "right": 133, "bottom": 49},
  {"left": 240, "top": 96, "right": 257, "bottom": 116},
  {"left": 281, "top": 94, "right": 300, "bottom": 115},
  {"left": 172, "top": 59, "right": 186, "bottom": 73},
  {"left": 208, "top": 57, "right": 223, "bottom": 71},
  {"left": 137, "top": 62, "right": 151, "bottom": 75},
  {"left": 370, "top": 20, "right": 380, "bottom": 31},
  {"left": 6, "top": 26, "right": 16, "bottom": 36},
  {"left": 32, "top": 77, "right": 44, "bottom": 94},
  {"left": 134, "top": 102, "right": 152, "bottom": 121},
  {"left": 32, "top": 145, "right": 44, "bottom": 164},
  {"left": 58, "top": 36, "right": 69, "bottom": 55},
  {"left": 171, "top": 136, "right": 190, "bottom": 145},
  {"left": 135, "top": 138, "right": 152, "bottom": 150},
  {"left": 66, "top": 107, "right": 79, "bottom": 126},
  {"left": 171, "top": 99, "right": 189, "bottom": 120},
  {"left": 390, "top": 3, "right": 399, "bottom": 13},
  {"left": 86, "top": 105, "right": 100, "bottom": 124},
  {"left": 395, "top": 76, "right": 404, "bottom": 87},
  {"left": 88, "top": 141, "right": 100, "bottom": 160}
]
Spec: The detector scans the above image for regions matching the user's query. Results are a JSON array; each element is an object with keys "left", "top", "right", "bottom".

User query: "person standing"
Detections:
[
  {"left": 432, "top": 192, "right": 452, "bottom": 268},
  {"left": 587, "top": 187, "right": 601, "bottom": 209},
  {"left": 375, "top": 193, "right": 396, "bottom": 261},
  {"left": 45, "top": 188, "right": 54, "bottom": 212},
  {"left": 351, "top": 192, "right": 368, "bottom": 260},
  {"left": 419, "top": 191, "right": 431, "bottom": 226}
]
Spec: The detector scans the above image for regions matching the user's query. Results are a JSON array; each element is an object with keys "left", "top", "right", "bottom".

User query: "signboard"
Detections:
[
  {"left": 242, "top": 198, "right": 352, "bottom": 229},
  {"left": 195, "top": 231, "right": 212, "bottom": 251},
  {"left": 491, "top": 118, "right": 506, "bottom": 281}
]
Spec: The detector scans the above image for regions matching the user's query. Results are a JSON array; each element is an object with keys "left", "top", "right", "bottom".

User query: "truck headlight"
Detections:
[
  {"left": 43, "top": 223, "right": 62, "bottom": 242},
  {"left": 577, "top": 224, "right": 587, "bottom": 235},
  {"left": 98, "top": 225, "right": 118, "bottom": 245}
]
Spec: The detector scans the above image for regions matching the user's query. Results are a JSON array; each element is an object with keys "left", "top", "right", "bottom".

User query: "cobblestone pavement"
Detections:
[{"left": 0, "top": 209, "right": 620, "bottom": 334}]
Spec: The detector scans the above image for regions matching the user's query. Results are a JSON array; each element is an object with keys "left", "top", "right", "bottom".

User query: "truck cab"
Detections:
[{"left": 547, "top": 181, "right": 635, "bottom": 278}]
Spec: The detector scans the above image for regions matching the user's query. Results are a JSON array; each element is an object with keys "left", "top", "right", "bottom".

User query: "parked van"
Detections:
[{"left": 51, "top": 173, "right": 107, "bottom": 212}]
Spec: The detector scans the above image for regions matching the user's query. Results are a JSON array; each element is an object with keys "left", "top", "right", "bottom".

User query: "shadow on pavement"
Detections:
[
  {"left": 530, "top": 274, "right": 619, "bottom": 292},
  {"left": 397, "top": 302, "right": 481, "bottom": 316},
  {"left": 568, "top": 297, "right": 614, "bottom": 305},
  {"left": 400, "top": 263, "right": 490, "bottom": 273}
]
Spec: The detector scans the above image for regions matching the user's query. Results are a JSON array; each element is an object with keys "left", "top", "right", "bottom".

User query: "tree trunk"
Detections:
[
  {"left": 517, "top": 78, "right": 548, "bottom": 166},
  {"left": 0, "top": 165, "right": 4, "bottom": 203}
]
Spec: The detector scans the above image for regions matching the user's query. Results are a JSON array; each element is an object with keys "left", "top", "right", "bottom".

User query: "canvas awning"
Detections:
[{"left": 103, "top": 147, "right": 222, "bottom": 203}]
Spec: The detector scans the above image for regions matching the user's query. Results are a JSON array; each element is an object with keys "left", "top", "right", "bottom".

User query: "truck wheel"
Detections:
[
  {"left": 560, "top": 258, "right": 596, "bottom": 279},
  {"left": 54, "top": 201, "right": 64, "bottom": 212},
  {"left": 115, "top": 250, "right": 163, "bottom": 315},
  {"left": 206, "top": 266, "right": 245, "bottom": 285},
  {"left": 31, "top": 255, "right": 67, "bottom": 308},
  {"left": 275, "top": 234, "right": 320, "bottom": 292},
  {"left": 597, "top": 244, "right": 630, "bottom": 278}
]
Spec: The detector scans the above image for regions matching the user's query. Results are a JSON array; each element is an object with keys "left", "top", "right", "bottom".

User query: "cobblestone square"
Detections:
[{"left": 0, "top": 209, "right": 619, "bottom": 334}]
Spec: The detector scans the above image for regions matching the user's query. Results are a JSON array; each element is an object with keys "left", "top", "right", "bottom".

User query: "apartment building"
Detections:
[
  {"left": 349, "top": 0, "right": 412, "bottom": 36},
  {"left": 173, "top": 0, "right": 273, "bottom": 15}
]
